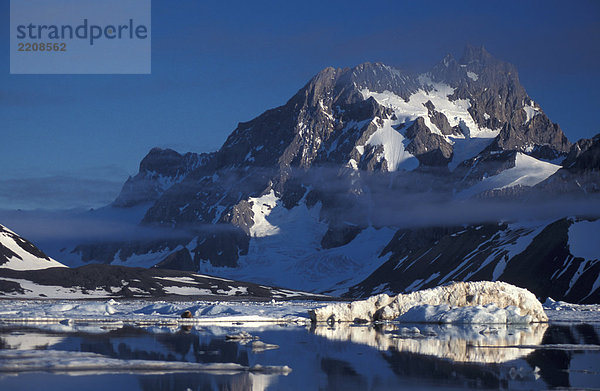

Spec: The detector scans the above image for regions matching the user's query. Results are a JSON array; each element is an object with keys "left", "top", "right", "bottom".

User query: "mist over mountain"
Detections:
[{"left": 5, "top": 45, "right": 599, "bottom": 303}]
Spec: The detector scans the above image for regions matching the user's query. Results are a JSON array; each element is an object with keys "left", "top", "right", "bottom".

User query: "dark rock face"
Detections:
[
  {"left": 534, "top": 134, "right": 600, "bottom": 196},
  {"left": 567, "top": 134, "right": 600, "bottom": 172},
  {"left": 113, "top": 148, "right": 210, "bottom": 208},
  {"left": 432, "top": 45, "right": 571, "bottom": 157},
  {"left": 431, "top": 45, "right": 525, "bottom": 130},
  {"left": 139, "top": 148, "right": 199, "bottom": 177},
  {"left": 562, "top": 135, "right": 598, "bottom": 168},
  {"left": 347, "top": 218, "right": 600, "bottom": 303},
  {"left": 191, "top": 228, "right": 249, "bottom": 268},
  {"left": 154, "top": 248, "right": 196, "bottom": 271},
  {"left": 405, "top": 117, "right": 453, "bottom": 167},
  {"left": 424, "top": 100, "right": 457, "bottom": 136},
  {"left": 345, "top": 62, "right": 421, "bottom": 101},
  {"left": 491, "top": 115, "right": 571, "bottom": 159}
]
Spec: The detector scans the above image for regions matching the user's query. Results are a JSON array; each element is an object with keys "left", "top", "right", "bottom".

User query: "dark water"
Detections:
[{"left": 0, "top": 322, "right": 599, "bottom": 390}]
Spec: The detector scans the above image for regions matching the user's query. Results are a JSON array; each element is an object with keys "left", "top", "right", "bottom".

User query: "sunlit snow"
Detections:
[
  {"left": 466, "top": 71, "right": 479, "bottom": 81},
  {"left": 457, "top": 153, "right": 561, "bottom": 198},
  {"left": 365, "top": 119, "right": 418, "bottom": 171},
  {"left": 361, "top": 81, "right": 500, "bottom": 172},
  {"left": 0, "top": 225, "right": 66, "bottom": 270}
]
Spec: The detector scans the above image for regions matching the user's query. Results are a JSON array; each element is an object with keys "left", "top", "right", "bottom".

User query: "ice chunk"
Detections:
[
  {"left": 397, "top": 303, "right": 533, "bottom": 324},
  {"left": 226, "top": 331, "right": 257, "bottom": 341},
  {"left": 251, "top": 340, "right": 279, "bottom": 352},
  {"left": 309, "top": 281, "right": 547, "bottom": 323}
]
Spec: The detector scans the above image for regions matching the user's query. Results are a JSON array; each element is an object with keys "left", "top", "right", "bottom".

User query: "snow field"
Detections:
[
  {"left": 0, "top": 225, "right": 66, "bottom": 270},
  {"left": 458, "top": 152, "right": 561, "bottom": 198}
]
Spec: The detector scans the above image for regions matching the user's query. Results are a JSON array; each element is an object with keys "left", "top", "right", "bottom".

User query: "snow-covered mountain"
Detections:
[
  {"left": 59, "top": 45, "right": 599, "bottom": 302},
  {"left": 0, "top": 224, "right": 66, "bottom": 270},
  {"left": 0, "top": 263, "right": 327, "bottom": 300}
]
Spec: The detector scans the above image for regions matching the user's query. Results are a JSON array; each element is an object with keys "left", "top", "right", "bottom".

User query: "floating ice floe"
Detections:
[
  {"left": 251, "top": 340, "right": 279, "bottom": 352},
  {"left": 0, "top": 299, "right": 315, "bottom": 326},
  {"left": 542, "top": 297, "right": 600, "bottom": 323},
  {"left": 0, "top": 349, "right": 292, "bottom": 375},
  {"left": 309, "top": 281, "right": 548, "bottom": 323}
]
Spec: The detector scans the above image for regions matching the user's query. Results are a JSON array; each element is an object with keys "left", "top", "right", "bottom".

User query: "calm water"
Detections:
[{"left": 0, "top": 321, "right": 599, "bottom": 390}]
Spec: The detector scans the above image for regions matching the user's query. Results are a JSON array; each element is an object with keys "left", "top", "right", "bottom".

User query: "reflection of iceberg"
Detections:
[
  {"left": 310, "top": 281, "right": 548, "bottom": 323},
  {"left": 311, "top": 322, "right": 548, "bottom": 363},
  {"left": 0, "top": 332, "right": 65, "bottom": 350},
  {"left": 136, "top": 370, "right": 282, "bottom": 391}
]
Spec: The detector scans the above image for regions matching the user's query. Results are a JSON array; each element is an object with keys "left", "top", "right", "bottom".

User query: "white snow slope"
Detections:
[
  {"left": 0, "top": 224, "right": 66, "bottom": 270},
  {"left": 198, "top": 192, "right": 395, "bottom": 295},
  {"left": 458, "top": 153, "right": 561, "bottom": 198}
]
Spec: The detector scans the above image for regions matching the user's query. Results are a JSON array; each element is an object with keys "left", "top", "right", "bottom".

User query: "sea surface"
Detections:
[{"left": 0, "top": 320, "right": 599, "bottom": 390}]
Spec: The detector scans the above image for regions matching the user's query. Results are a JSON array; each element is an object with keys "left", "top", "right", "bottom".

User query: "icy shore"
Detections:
[
  {"left": 0, "top": 299, "right": 316, "bottom": 327},
  {"left": 10, "top": 282, "right": 600, "bottom": 328},
  {"left": 309, "top": 281, "right": 548, "bottom": 324}
]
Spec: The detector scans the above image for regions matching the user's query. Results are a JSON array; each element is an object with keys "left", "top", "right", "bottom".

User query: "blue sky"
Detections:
[{"left": 1, "top": 0, "right": 599, "bottom": 210}]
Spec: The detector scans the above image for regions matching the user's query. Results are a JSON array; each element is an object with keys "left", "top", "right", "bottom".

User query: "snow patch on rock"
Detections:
[
  {"left": 366, "top": 119, "right": 419, "bottom": 171},
  {"left": 457, "top": 153, "right": 561, "bottom": 198},
  {"left": 466, "top": 71, "right": 479, "bottom": 81},
  {"left": 249, "top": 190, "right": 280, "bottom": 237},
  {"left": 522, "top": 102, "right": 540, "bottom": 123},
  {"left": 361, "top": 82, "right": 500, "bottom": 171}
]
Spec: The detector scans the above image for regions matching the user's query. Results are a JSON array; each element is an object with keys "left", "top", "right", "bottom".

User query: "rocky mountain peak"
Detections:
[
  {"left": 562, "top": 134, "right": 600, "bottom": 169},
  {"left": 459, "top": 44, "right": 494, "bottom": 65},
  {"left": 139, "top": 148, "right": 195, "bottom": 176},
  {"left": 112, "top": 148, "right": 208, "bottom": 208},
  {"left": 63, "top": 46, "right": 600, "bottom": 305},
  {"left": 96, "top": 47, "right": 585, "bottom": 271},
  {"left": 345, "top": 62, "right": 420, "bottom": 100},
  {"left": 568, "top": 133, "right": 600, "bottom": 172}
]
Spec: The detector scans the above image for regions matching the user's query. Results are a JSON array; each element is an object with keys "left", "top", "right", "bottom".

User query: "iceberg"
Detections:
[{"left": 309, "top": 281, "right": 548, "bottom": 323}]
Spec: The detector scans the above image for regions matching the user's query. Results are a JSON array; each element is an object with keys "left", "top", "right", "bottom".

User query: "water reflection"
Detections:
[
  {"left": 311, "top": 322, "right": 600, "bottom": 389},
  {"left": 138, "top": 372, "right": 280, "bottom": 391},
  {"left": 311, "top": 322, "right": 549, "bottom": 363},
  {"left": 0, "top": 322, "right": 598, "bottom": 390}
]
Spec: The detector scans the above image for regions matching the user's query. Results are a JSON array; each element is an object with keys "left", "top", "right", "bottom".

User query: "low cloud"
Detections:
[{"left": 0, "top": 175, "right": 123, "bottom": 210}]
